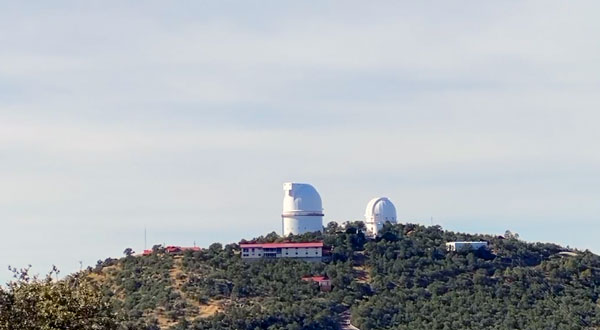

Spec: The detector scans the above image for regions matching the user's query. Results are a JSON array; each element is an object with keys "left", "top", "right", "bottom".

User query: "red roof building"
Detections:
[
  {"left": 141, "top": 246, "right": 201, "bottom": 256},
  {"left": 182, "top": 246, "right": 201, "bottom": 252},
  {"left": 240, "top": 241, "right": 324, "bottom": 261},
  {"left": 165, "top": 246, "right": 182, "bottom": 253},
  {"left": 166, "top": 246, "right": 201, "bottom": 254},
  {"left": 240, "top": 242, "right": 323, "bottom": 249},
  {"left": 302, "top": 275, "right": 332, "bottom": 292}
]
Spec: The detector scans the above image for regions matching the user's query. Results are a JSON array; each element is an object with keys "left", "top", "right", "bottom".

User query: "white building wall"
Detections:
[
  {"left": 446, "top": 241, "right": 488, "bottom": 252},
  {"left": 280, "top": 247, "right": 322, "bottom": 258},
  {"left": 241, "top": 247, "right": 322, "bottom": 260},
  {"left": 282, "top": 215, "right": 323, "bottom": 236},
  {"left": 241, "top": 247, "right": 263, "bottom": 259},
  {"left": 365, "top": 221, "right": 376, "bottom": 237}
]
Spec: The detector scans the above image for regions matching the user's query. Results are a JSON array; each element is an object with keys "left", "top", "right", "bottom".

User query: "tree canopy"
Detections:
[
  {"left": 5, "top": 222, "right": 600, "bottom": 330},
  {"left": 0, "top": 266, "right": 117, "bottom": 330}
]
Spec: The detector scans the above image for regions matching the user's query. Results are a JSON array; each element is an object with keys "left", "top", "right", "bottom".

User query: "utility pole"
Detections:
[{"left": 144, "top": 227, "right": 147, "bottom": 250}]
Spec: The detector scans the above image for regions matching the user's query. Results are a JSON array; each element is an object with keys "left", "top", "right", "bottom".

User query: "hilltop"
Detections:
[{"left": 82, "top": 222, "right": 600, "bottom": 329}]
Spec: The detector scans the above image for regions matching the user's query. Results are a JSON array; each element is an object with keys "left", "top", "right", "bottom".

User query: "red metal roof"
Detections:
[
  {"left": 165, "top": 246, "right": 201, "bottom": 253},
  {"left": 302, "top": 276, "right": 329, "bottom": 282},
  {"left": 171, "top": 246, "right": 201, "bottom": 251},
  {"left": 182, "top": 246, "right": 201, "bottom": 251},
  {"left": 240, "top": 242, "right": 323, "bottom": 248},
  {"left": 165, "top": 246, "right": 181, "bottom": 252}
]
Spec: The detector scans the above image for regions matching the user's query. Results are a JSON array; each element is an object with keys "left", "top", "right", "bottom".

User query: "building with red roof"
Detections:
[
  {"left": 302, "top": 275, "right": 332, "bottom": 292},
  {"left": 165, "top": 246, "right": 201, "bottom": 254},
  {"left": 239, "top": 241, "right": 324, "bottom": 262},
  {"left": 141, "top": 246, "right": 201, "bottom": 256}
]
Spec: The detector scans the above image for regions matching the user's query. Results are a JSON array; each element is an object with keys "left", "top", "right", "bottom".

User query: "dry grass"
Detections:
[
  {"left": 155, "top": 308, "right": 177, "bottom": 329},
  {"left": 88, "top": 255, "right": 224, "bottom": 329},
  {"left": 87, "top": 264, "right": 119, "bottom": 282},
  {"left": 353, "top": 265, "right": 371, "bottom": 283},
  {"left": 170, "top": 256, "right": 186, "bottom": 289},
  {"left": 198, "top": 300, "right": 222, "bottom": 318},
  {"left": 168, "top": 256, "right": 223, "bottom": 322},
  {"left": 86, "top": 264, "right": 126, "bottom": 300}
]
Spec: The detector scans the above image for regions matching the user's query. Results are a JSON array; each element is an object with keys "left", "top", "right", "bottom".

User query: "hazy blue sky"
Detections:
[{"left": 1, "top": 1, "right": 600, "bottom": 282}]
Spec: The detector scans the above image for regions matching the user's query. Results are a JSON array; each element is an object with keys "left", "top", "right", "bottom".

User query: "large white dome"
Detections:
[
  {"left": 282, "top": 182, "right": 324, "bottom": 236},
  {"left": 364, "top": 197, "right": 397, "bottom": 236},
  {"left": 282, "top": 182, "right": 323, "bottom": 215}
]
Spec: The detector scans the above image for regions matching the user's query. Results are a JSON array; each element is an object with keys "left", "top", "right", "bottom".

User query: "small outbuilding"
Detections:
[
  {"left": 302, "top": 275, "right": 332, "bottom": 292},
  {"left": 446, "top": 241, "right": 488, "bottom": 252}
]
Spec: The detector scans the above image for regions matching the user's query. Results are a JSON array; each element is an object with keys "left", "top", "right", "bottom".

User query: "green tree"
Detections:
[
  {"left": 0, "top": 267, "right": 118, "bottom": 330},
  {"left": 123, "top": 247, "right": 135, "bottom": 257}
]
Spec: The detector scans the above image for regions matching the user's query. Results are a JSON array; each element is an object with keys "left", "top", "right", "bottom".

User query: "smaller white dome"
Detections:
[{"left": 364, "top": 197, "right": 397, "bottom": 236}]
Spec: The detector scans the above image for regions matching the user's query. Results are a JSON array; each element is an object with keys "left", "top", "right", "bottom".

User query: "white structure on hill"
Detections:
[
  {"left": 240, "top": 242, "right": 323, "bottom": 262},
  {"left": 282, "top": 182, "right": 324, "bottom": 236},
  {"left": 364, "top": 197, "right": 397, "bottom": 236},
  {"left": 445, "top": 241, "right": 488, "bottom": 252}
]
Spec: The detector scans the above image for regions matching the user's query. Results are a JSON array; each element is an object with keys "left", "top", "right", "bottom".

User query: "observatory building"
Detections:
[
  {"left": 282, "top": 182, "right": 324, "bottom": 236},
  {"left": 364, "top": 197, "right": 397, "bottom": 236}
]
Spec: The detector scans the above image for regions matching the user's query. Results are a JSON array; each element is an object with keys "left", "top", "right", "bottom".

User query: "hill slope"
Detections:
[{"left": 88, "top": 223, "right": 600, "bottom": 330}]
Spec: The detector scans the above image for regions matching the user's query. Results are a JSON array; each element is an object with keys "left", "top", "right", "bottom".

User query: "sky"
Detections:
[{"left": 1, "top": 1, "right": 600, "bottom": 283}]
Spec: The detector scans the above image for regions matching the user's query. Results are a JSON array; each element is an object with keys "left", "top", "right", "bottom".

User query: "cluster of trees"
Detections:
[
  {"left": 179, "top": 225, "right": 369, "bottom": 329},
  {"left": 0, "top": 266, "right": 117, "bottom": 330},
  {"left": 86, "top": 222, "right": 370, "bottom": 329},
  {"left": 5, "top": 221, "right": 600, "bottom": 329},
  {"left": 351, "top": 223, "right": 600, "bottom": 329},
  {"left": 93, "top": 250, "right": 189, "bottom": 329}
]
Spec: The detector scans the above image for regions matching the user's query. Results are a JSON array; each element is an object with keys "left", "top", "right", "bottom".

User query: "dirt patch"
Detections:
[
  {"left": 198, "top": 300, "right": 222, "bottom": 318},
  {"left": 154, "top": 308, "right": 177, "bottom": 329},
  {"left": 353, "top": 265, "right": 371, "bottom": 283},
  {"left": 168, "top": 256, "right": 223, "bottom": 321},
  {"left": 87, "top": 264, "right": 119, "bottom": 281},
  {"left": 170, "top": 256, "right": 186, "bottom": 289}
]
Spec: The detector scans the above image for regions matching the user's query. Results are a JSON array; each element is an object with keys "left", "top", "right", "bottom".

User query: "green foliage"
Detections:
[
  {"left": 351, "top": 223, "right": 600, "bottom": 330},
  {"left": 101, "top": 252, "right": 189, "bottom": 329},
  {"left": 0, "top": 266, "right": 117, "bottom": 330},
  {"left": 123, "top": 248, "right": 135, "bottom": 257},
  {"left": 180, "top": 246, "right": 344, "bottom": 329},
  {"left": 36, "top": 222, "right": 600, "bottom": 330}
]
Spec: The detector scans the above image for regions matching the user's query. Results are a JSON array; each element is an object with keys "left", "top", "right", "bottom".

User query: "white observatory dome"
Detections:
[
  {"left": 364, "top": 197, "right": 397, "bottom": 236},
  {"left": 282, "top": 182, "right": 324, "bottom": 236}
]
